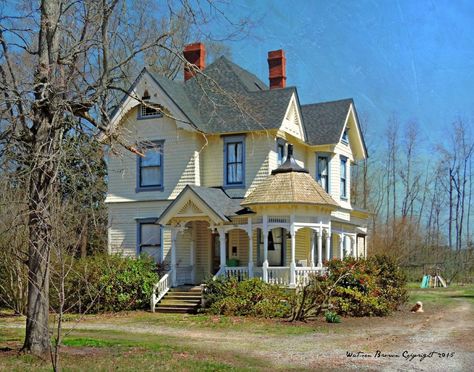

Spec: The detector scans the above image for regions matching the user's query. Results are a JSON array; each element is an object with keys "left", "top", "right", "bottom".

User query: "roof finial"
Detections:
[{"left": 271, "top": 143, "right": 309, "bottom": 174}]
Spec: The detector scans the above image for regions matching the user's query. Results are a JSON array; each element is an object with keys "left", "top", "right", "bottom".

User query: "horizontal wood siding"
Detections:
[
  {"left": 107, "top": 200, "right": 170, "bottom": 257},
  {"left": 106, "top": 108, "right": 200, "bottom": 203},
  {"left": 201, "top": 133, "right": 273, "bottom": 198},
  {"left": 195, "top": 221, "right": 211, "bottom": 282}
]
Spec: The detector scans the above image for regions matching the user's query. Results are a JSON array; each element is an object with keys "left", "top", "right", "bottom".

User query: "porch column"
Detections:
[
  {"left": 339, "top": 233, "right": 344, "bottom": 260},
  {"left": 247, "top": 217, "right": 254, "bottom": 278},
  {"left": 317, "top": 228, "right": 323, "bottom": 267},
  {"left": 289, "top": 215, "right": 296, "bottom": 287},
  {"left": 351, "top": 235, "right": 356, "bottom": 258},
  {"left": 190, "top": 223, "right": 196, "bottom": 284},
  {"left": 171, "top": 227, "right": 177, "bottom": 287},
  {"left": 310, "top": 231, "right": 316, "bottom": 268},
  {"left": 218, "top": 227, "right": 226, "bottom": 270},
  {"left": 326, "top": 231, "right": 331, "bottom": 262},
  {"left": 262, "top": 215, "right": 269, "bottom": 282}
]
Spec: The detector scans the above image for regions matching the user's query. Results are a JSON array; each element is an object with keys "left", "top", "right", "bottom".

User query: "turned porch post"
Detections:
[
  {"left": 310, "top": 231, "right": 316, "bottom": 268},
  {"left": 171, "top": 227, "right": 178, "bottom": 287},
  {"left": 218, "top": 227, "right": 226, "bottom": 269},
  {"left": 190, "top": 223, "right": 196, "bottom": 284},
  {"left": 247, "top": 217, "right": 254, "bottom": 278},
  {"left": 339, "top": 233, "right": 345, "bottom": 260},
  {"left": 317, "top": 228, "right": 323, "bottom": 267},
  {"left": 262, "top": 215, "right": 269, "bottom": 282},
  {"left": 325, "top": 231, "right": 331, "bottom": 262},
  {"left": 351, "top": 235, "right": 356, "bottom": 258},
  {"left": 289, "top": 215, "right": 296, "bottom": 287}
]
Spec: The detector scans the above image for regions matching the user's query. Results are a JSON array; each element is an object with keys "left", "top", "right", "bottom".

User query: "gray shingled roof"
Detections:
[
  {"left": 188, "top": 185, "right": 244, "bottom": 220},
  {"left": 118, "top": 56, "right": 359, "bottom": 147},
  {"left": 151, "top": 56, "right": 295, "bottom": 134},
  {"left": 301, "top": 99, "right": 353, "bottom": 146}
]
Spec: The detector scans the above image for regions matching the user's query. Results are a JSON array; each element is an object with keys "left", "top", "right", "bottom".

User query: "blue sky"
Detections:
[{"left": 210, "top": 0, "right": 474, "bottom": 148}]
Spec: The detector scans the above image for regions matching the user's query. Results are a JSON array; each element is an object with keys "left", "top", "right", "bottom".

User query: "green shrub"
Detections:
[
  {"left": 324, "top": 311, "right": 341, "bottom": 323},
  {"left": 51, "top": 254, "right": 159, "bottom": 313},
  {"left": 203, "top": 277, "right": 292, "bottom": 318}
]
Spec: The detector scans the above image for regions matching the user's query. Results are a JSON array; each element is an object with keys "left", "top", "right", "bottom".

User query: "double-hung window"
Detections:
[
  {"left": 224, "top": 135, "right": 245, "bottom": 187},
  {"left": 316, "top": 154, "right": 329, "bottom": 193},
  {"left": 340, "top": 156, "right": 348, "bottom": 199},
  {"left": 137, "top": 219, "right": 162, "bottom": 263},
  {"left": 276, "top": 139, "right": 286, "bottom": 166},
  {"left": 137, "top": 141, "right": 164, "bottom": 192}
]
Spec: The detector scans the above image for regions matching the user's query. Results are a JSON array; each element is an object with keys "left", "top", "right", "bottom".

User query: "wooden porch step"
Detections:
[
  {"left": 155, "top": 306, "right": 197, "bottom": 314},
  {"left": 154, "top": 285, "right": 202, "bottom": 314}
]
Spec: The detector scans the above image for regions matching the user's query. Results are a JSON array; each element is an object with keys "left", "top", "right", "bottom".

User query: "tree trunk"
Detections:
[{"left": 22, "top": 119, "right": 59, "bottom": 356}]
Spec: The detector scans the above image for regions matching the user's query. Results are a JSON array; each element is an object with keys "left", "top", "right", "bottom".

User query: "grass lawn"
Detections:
[
  {"left": 1, "top": 284, "right": 473, "bottom": 371},
  {"left": 408, "top": 283, "right": 474, "bottom": 308}
]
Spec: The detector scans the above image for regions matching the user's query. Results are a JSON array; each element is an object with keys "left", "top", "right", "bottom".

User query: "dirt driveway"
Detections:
[{"left": 1, "top": 289, "right": 473, "bottom": 371}]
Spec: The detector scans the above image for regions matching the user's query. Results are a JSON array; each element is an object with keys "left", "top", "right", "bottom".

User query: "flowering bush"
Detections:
[{"left": 292, "top": 255, "right": 407, "bottom": 320}]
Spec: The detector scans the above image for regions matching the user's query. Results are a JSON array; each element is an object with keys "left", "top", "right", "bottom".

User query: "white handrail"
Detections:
[
  {"left": 212, "top": 266, "right": 225, "bottom": 280},
  {"left": 150, "top": 270, "right": 172, "bottom": 312}
]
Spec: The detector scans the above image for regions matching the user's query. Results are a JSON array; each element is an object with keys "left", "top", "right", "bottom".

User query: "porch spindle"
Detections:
[
  {"left": 262, "top": 215, "right": 269, "bottom": 282},
  {"left": 317, "top": 229, "right": 323, "bottom": 267},
  {"left": 247, "top": 217, "right": 254, "bottom": 278}
]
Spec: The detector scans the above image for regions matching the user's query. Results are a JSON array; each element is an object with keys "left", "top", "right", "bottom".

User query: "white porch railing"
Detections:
[
  {"left": 295, "top": 267, "right": 327, "bottom": 287},
  {"left": 150, "top": 270, "right": 172, "bottom": 312},
  {"left": 219, "top": 266, "right": 328, "bottom": 287},
  {"left": 224, "top": 266, "right": 249, "bottom": 281},
  {"left": 253, "top": 267, "right": 263, "bottom": 280},
  {"left": 267, "top": 266, "right": 290, "bottom": 286}
]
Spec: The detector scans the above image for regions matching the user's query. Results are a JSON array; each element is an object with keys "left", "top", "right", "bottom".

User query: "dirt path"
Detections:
[{"left": 2, "top": 298, "right": 473, "bottom": 371}]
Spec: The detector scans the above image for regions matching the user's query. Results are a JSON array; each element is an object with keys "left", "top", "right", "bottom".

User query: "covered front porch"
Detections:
[{"left": 162, "top": 208, "right": 360, "bottom": 288}]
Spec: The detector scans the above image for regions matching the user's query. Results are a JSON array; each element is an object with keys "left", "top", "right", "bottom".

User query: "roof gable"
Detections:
[
  {"left": 158, "top": 185, "right": 243, "bottom": 225},
  {"left": 301, "top": 99, "right": 353, "bottom": 146},
  {"left": 279, "top": 93, "right": 305, "bottom": 141},
  {"left": 109, "top": 69, "right": 196, "bottom": 132},
  {"left": 340, "top": 104, "right": 367, "bottom": 160}
]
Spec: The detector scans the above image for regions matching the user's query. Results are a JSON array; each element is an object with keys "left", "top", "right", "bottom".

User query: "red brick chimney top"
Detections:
[
  {"left": 267, "top": 49, "right": 286, "bottom": 89},
  {"left": 183, "top": 42, "right": 206, "bottom": 81}
]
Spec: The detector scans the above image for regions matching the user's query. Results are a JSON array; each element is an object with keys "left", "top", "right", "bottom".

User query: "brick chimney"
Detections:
[
  {"left": 267, "top": 49, "right": 286, "bottom": 89},
  {"left": 183, "top": 42, "right": 206, "bottom": 81}
]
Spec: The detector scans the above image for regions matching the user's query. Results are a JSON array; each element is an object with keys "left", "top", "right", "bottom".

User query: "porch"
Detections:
[{"left": 167, "top": 214, "right": 358, "bottom": 287}]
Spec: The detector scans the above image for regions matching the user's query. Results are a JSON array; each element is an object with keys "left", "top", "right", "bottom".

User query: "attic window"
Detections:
[
  {"left": 342, "top": 129, "right": 349, "bottom": 144},
  {"left": 138, "top": 91, "right": 163, "bottom": 119}
]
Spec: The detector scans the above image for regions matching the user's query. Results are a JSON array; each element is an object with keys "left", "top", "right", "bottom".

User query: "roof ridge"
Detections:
[{"left": 301, "top": 98, "right": 353, "bottom": 107}]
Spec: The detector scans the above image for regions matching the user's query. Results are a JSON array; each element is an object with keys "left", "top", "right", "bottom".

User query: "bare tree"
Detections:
[{"left": 0, "top": 0, "right": 249, "bottom": 357}]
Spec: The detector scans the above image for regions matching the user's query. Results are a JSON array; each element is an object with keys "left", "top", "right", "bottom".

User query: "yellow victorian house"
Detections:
[{"left": 105, "top": 43, "right": 369, "bottom": 312}]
